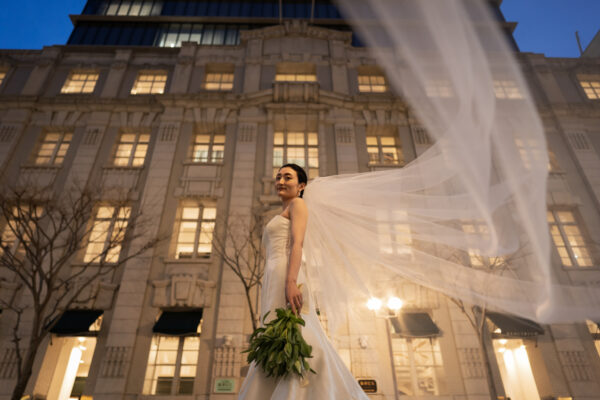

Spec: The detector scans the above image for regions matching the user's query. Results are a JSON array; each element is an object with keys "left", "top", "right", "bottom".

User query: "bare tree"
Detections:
[
  {"left": 0, "top": 185, "right": 160, "bottom": 400},
  {"left": 447, "top": 249, "right": 530, "bottom": 400},
  {"left": 212, "top": 210, "right": 265, "bottom": 331}
]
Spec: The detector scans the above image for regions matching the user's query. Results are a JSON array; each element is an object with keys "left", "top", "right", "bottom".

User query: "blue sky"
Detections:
[{"left": 0, "top": 0, "right": 598, "bottom": 57}]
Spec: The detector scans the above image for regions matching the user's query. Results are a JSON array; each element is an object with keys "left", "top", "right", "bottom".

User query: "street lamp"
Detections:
[{"left": 367, "top": 297, "right": 383, "bottom": 311}]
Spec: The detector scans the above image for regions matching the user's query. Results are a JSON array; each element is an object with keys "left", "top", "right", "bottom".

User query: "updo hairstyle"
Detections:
[{"left": 280, "top": 163, "right": 308, "bottom": 198}]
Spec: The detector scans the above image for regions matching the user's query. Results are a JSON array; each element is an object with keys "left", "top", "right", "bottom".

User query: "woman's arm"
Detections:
[{"left": 286, "top": 197, "right": 308, "bottom": 315}]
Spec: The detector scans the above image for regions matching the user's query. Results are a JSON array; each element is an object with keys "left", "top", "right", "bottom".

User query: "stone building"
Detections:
[{"left": 0, "top": 1, "right": 600, "bottom": 399}]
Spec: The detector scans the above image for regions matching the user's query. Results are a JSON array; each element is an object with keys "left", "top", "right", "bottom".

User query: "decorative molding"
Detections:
[
  {"left": 558, "top": 350, "right": 592, "bottom": 381},
  {"left": 152, "top": 275, "right": 216, "bottom": 308},
  {"left": 240, "top": 20, "right": 351, "bottom": 44},
  {"left": 273, "top": 81, "right": 319, "bottom": 103},
  {"left": 335, "top": 125, "right": 354, "bottom": 144},
  {"left": 83, "top": 127, "right": 102, "bottom": 146},
  {"left": 458, "top": 348, "right": 486, "bottom": 378},
  {"left": 213, "top": 335, "right": 242, "bottom": 378},
  {"left": 100, "top": 346, "right": 131, "bottom": 378},
  {"left": 412, "top": 126, "right": 432, "bottom": 145},
  {"left": 0, "top": 124, "right": 18, "bottom": 143},
  {"left": 566, "top": 132, "right": 592, "bottom": 151},
  {"left": 238, "top": 123, "right": 256, "bottom": 143},
  {"left": 0, "top": 348, "right": 19, "bottom": 379}
]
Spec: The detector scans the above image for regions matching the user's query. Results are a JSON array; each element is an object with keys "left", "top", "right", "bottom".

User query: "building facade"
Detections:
[{"left": 0, "top": 1, "right": 600, "bottom": 399}]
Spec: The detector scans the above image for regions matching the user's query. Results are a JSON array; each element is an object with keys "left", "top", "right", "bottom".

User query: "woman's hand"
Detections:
[{"left": 285, "top": 280, "right": 303, "bottom": 315}]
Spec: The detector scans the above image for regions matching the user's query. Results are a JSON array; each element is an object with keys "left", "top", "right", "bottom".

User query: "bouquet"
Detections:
[{"left": 243, "top": 288, "right": 316, "bottom": 379}]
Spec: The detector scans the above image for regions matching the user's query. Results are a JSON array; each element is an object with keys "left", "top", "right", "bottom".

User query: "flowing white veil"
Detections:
[{"left": 302, "top": 0, "right": 600, "bottom": 335}]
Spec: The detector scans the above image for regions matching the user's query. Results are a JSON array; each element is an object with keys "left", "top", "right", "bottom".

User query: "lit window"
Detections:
[
  {"left": 113, "top": 132, "right": 150, "bottom": 167},
  {"left": 37, "top": 336, "right": 98, "bottom": 400},
  {"left": 493, "top": 80, "right": 523, "bottom": 99},
  {"left": 579, "top": 80, "right": 600, "bottom": 99},
  {"left": 191, "top": 133, "right": 225, "bottom": 163},
  {"left": 0, "top": 71, "right": 6, "bottom": 87},
  {"left": 358, "top": 74, "right": 387, "bottom": 93},
  {"left": 204, "top": 72, "right": 234, "bottom": 91},
  {"left": 377, "top": 210, "right": 411, "bottom": 256},
  {"left": 366, "top": 135, "right": 403, "bottom": 166},
  {"left": 61, "top": 71, "right": 99, "bottom": 94},
  {"left": 106, "top": 0, "right": 163, "bottom": 16},
  {"left": 515, "top": 138, "right": 557, "bottom": 172},
  {"left": 175, "top": 206, "right": 216, "bottom": 259},
  {"left": 143, "top": 336, "right": 199, "bottom": 395},
  {"left": 547, "top": 210, "right": 593, "bottom": 267},
  {"left": 586, "top": 320, "right": 600, "bottom": 358},
  {"left": 35, "top": 132, "right": 73, "bottom": 166},
  {"left": 425, "top": 79, "right": 453, "bottom": 98},
  {"left": 83, "top": 206, "right": 130, "bottom": 263},
  {"left": 275, "top": 63, "right": 316, "bottom": 83},
  {"left": 0, "top": 206, "right": 40, "bottom": 257},
  {"left": 272, "top": 131, "right": 319, "bottom": 179},
  {"left": 392, "top": 337, "right": 443, "bottom": 396},
  {"left": 131, "top": 71, "right": 167, "bottom": 95},
  {"left": 275, "top": 73, "right": 317, "bottom": 82}
]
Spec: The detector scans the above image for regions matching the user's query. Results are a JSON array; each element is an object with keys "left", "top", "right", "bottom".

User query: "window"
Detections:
[
  {"left": 392, "top": 337, "right": 443, "bottom": 396},
  {"left": 493, "top": 80, "right": 523, "bottom": 99},
  {"left": 377, "top": 210, "right": 411, "bottom": 256},
  {"left": 514, "top": 138, "right": 557, "bottom": 172},
  {"left": 204, "top": 72, "right": 234, "bottom": 91},
  {"left": 175, "top": 206, "right": 216, "bottom": 259},
  {"left": 104, "top": 0, "right": 164, "bottom": 16},
  {"left": 61, "top": 71, "right": 99, "bottom": 94},
  {"left": 358, "top": 74, "right": 387, "bottom": 93},
  {"left": 83, "top": 206, "right": 130, "bottom": 263},
  {"left": 131, "top": 71, "right": 167, "bottom": 94},
  {"left": 191, "top": 133, "right": 225, "bottom": 163},
  {"left": 586, "top": 320, "right": 600, "bottom": 358},
  {"left": 143, "top": 335, "right": 199, "bottom": 395},
  {"left": 275, "top": 63, "right": 316, "bottom": 83},
  {"left": 547, "top": 210, "right": 593, "bottom": 267},
  {"left": 366, "top": 135, "right": 403, "bottom": 166},
  {"left": 492, "top": 338, "right": 540, "bottom": 400},
  {"left": 0, "top": 206, "right": 40, "bottom": 257},
  {"left": 579, "top": 79, "right": 600, "bottom": 99},
  {"left": 34, "top": 132, "right": 73, "bottom": 166},
  {"left": 425, "top": 79, "right": 453, "bottom": 98},
  {"left": 0, "top": 71, "right": 6, "bottom": 87},
  {"left": 113, "top": 132, "right": 150, "bottom": 167},
  {"left": 272, "top": 131, "right": 319, "bottom": 179}
]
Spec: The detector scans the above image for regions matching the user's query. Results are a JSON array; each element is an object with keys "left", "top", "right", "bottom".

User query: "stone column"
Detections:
[
  {"left": 21, "top": 46, "right": 60, "bottom": 96},
  {"left": 100, "top": 50, "right": 132, "bottom": 98}
]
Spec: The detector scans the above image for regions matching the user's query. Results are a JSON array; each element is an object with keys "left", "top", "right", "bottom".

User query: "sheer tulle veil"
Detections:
[{"left": 301, "top": 0, "right": 600, "bottom": 336}]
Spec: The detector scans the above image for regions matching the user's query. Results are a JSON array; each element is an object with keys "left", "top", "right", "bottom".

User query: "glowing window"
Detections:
[
  {"left": 358, "top": 74, "right": 387, "bottom": 93},
  {"left": 61, "top": 72, "right": 99, "bottom": 94},
  {"left": 113, "top": 132, "right": 150, "bottom": 167},
  {"left": 273, "top": 131, "right": 319, "bottom": 179},
  {"left": 493, "top": 80, "right": 523, "bottom": 99},
  {"left": 377, "top": 210, "right": 412, "bottom": 256},
  {"left": 143, "top": 336, "right": 199, "bottom": 395},
  {"left": 0, "top": 71, "right": 6, "bottom": 87},
  {"left": 35, "top": 132, "right": 73, "bottom": 166},
  {"left": 0, "top": 206, "right": 41, "bottom": 258},
  {"left": 83, "top": 206, "right": 130, "bottom": 263},
  {"left": 547, "top": 210, "right": 593, "bottom": 267},
  {"left": 175, "top": 206, "right": 216, "bottom": 259},
  {"left": 192, "top": 133, "right": 225, "bottom": 163},
  {"left": 425, "top": 79, "right": 453, "bottom": 98},
  {"left": 366, "top": 135, "right": 403, "bottom": 166},
  {"left": 204, "top": 72, "right": 234, "bottom": 91},
  {"left": 579, "top": 80, "right": 600, "bottom": 99},
  {"left": 392, "top": 337, "right": 443, "bottom": 396},
  {"left": 275, "top": 73, "right": 317, "bottom": 82},
  {"left": 131, "top": 71, "right": 167, "bottom": 95}
]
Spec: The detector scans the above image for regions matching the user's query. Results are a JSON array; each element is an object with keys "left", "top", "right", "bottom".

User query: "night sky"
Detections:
[{"left": 0, "top": 0, "right": 598, "bottom": 58}]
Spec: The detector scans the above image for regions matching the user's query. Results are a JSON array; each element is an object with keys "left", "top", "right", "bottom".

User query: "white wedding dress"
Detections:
[{"left": 238, "top": 215, "right": 369, "bottom": 400}]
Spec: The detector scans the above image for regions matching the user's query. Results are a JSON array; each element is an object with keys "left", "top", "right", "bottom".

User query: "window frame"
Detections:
[
  {"left": 190, "top": 131, "right": 225, "bottom": 163},
  {"left": 112, "top": 131, "right": 150, "bottom": 167},
  {"left": 547, "top": 209, "right": 595, "bottom": 268},
  {"left": 83, "top": 205, "right": 131, "bottom": 264},
  {"left": 203, "top": 70, "right": 234, "bottom": 91},
  {"left": 60, "top": 70, "right": 100, "bottom": 94},
  {"left": 173, "top": 204, "right": 217, "bottom": 260},
  {"left": 130, "top": 70, "right": 168, "bottom": 95},
  {"left": 366, "top": 132, "right": 404, "bottom": 167},
  {"left": 493, "top": 79, "right": 523, "bottom": 99},
  {"left": 275, "top": 63, "right": 317, "bottom": 83},
  {"left": 577, "top": 75, "right": 600, "bottom": 100},
  {"left": 390, "top": 334, "right": 443, "bottom": 396},
  {"left": 357, "top": 74, "right": 388, "bottom": 93},
  {"left": 33, "top": 131, "right": 73, "bottom": 166},
  {"left": 143, "top": 334, "right": 200, "bottom": 395},
  {"left": 0, "top": 69, "right": 7, "bottom": 88},
  {"left": 272, "top": 131, "right": 319, "bottom": 179}
]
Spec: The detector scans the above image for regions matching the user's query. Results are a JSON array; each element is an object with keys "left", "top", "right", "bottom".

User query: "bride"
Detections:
[{"left": 238, "top": 163, "right": 369, "bottom": 400}]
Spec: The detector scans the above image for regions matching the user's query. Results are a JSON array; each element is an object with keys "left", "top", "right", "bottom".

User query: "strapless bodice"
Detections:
[{"left": 262, "top": 215, "right": 290, "bottom": 260}]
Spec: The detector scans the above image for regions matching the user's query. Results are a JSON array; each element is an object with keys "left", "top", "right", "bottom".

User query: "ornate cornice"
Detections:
[{"left": 240, "top": 20, "right": 352, "bottom": 44}]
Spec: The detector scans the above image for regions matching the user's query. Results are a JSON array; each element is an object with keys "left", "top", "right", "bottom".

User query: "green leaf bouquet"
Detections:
[{"left": 243, "top": 307, "right": 316, "bottom": 379}]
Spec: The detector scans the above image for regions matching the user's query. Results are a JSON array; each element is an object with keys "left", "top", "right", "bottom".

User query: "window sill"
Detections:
[
  {"left": 21, "top": 164, "right": 62, "bottom": 170},
  {"left": 183, "top": 160, "right": 224, "bottom": 166},
  {"left": 163, "top": 257, "right": 213, "bottom": 264},
  {"left": 103, "top": 165, "right": 144, "bottom": 170},
  {"left": 368, "top": 163, "right": 404, "bottom": 168}
]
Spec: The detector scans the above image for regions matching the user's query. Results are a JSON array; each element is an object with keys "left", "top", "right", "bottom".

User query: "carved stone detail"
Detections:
[
  {"left": 559, "top": 350, "right": 592, "bottom": 381},
  {"left": 0, "top": 124, "right": 19, "bottom": 143},
  {"left": 152, "top": 275, "right": 216, "bottom": 308},
  {"left": 458, "top": 348, "right": 486, "bottom": 378},
  {"left": 238, "top": 123, "right": 256, "bottom": 143},
  {"left": 335, "top": 125, "right": 354, "bottom": 144},
  {"left": 100, "top": 346, "right": 131, "bottom": 378},
  {"left": 0, "top": 347, "right": 19, "bottom": 379}
]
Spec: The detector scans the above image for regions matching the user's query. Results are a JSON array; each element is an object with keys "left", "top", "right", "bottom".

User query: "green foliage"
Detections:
[{"left": 243, "top": 308, "right": 317, "bottom": 379}]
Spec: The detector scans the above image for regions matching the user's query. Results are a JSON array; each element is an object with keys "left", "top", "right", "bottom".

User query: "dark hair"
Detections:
[{"left": 279, "top": 163, "right": 308, "bottom": 198}]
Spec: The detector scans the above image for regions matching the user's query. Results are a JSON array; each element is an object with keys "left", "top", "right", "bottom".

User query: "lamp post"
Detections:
[{"left": 366, "top": 296, "right": 403, "bottom": 400}]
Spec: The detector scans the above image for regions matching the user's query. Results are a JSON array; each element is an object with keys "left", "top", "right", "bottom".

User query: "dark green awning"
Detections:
[
  {"left": 391, "top": 312, "right": 441, "bottom": 338},
  {"left": 487, "top": 312, "right": 544, "bottom": 337},
  {"left": 50, "top": 310, "right": 103, "bottom": 335},
  {"left": 153, "top": 310, "right": 203, "bottom": 336}
]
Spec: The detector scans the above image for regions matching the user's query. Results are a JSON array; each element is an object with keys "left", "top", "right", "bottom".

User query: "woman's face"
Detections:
[{"left": 275, "top": 167, "right": 305, "bottom": 200}]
